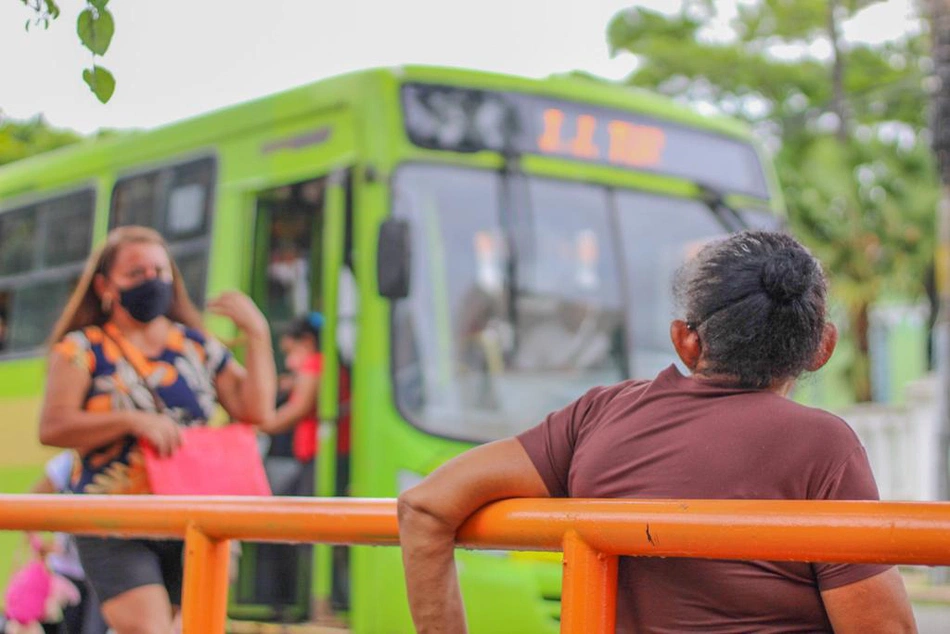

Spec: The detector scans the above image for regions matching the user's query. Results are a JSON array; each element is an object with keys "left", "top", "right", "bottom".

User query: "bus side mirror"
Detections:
[{"left": 377, "top": 218, "right": 411, "bottom": 299}]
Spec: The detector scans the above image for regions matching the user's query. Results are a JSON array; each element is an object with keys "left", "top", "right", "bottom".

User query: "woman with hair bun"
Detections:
[{"left": 399, "top": 231, "right": 916, "bottom": 633}]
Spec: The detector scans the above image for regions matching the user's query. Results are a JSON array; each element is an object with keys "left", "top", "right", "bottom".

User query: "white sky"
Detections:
[{"left": 0, "top": 0, "right": 920, "bottom": 135}]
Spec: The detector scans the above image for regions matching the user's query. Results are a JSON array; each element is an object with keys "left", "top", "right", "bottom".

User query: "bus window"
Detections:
[
  {"left": 0, "top": 189, "right": 94, "bottom": 354},
  {"left": 111, "top": 157, "right": 216, "bottom": 304},
  {"left": 167, "top": 184, "right": 206, "bottom": 237},
  {"left": 614, "top": 192, "right": 728, "bottom": 379},
  {"left": 0, "top": 208, "right": 38, "bottom": 276},
  {"left": 45, "top": 195, "right": 95, "bottom": 268},
  {"left": 167, "top": 160, "right": 214, "bottom": 240},
  {"left": 8, "top": 276, "right": 80, "bottom": 350},
  {"left": 391, "top": 164, "right": 626, "bottom": 442},
  {"left": 111, "top": 172, "right": 161, "bottom": 228}
]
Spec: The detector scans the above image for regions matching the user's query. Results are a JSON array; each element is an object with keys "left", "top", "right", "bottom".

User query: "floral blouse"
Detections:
[{"left": 52, "top": 322, "right": 231, "bottom": 494}]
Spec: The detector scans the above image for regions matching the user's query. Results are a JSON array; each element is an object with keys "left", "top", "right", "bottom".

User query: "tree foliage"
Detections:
[
  {"left": 0, "top": 114, "right": 81, "bottom": 166},
  {"left": 19, "top": 0, "right": 116, "bottom": 102},
  {"left": 608, "top": 0, "right": 940, "bottom": 401}
]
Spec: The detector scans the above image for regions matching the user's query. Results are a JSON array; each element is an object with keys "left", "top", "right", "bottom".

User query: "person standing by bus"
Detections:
[
  {"left": 38, "top": 226, "right": 276, "bottom": 634},
  {"left": 261, "top": 312, "right": 325, "bottom": 493},
  {"left": 398, "top": 231, "right": 916, "bottom": 633}
]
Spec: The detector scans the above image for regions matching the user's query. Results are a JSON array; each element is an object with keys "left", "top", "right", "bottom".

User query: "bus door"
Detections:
[{"left": 230, "top": 169, "right": 352, "bottom": 623}]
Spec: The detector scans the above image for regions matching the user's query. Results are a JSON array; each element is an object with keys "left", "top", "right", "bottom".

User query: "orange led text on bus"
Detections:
[{"left": 536, "top": 108, "right": 667, "bottom": 168}]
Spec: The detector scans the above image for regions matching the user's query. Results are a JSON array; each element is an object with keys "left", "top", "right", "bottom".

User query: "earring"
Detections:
[{"left": 102, "top": 295, "right": 113, "bottom": 313}]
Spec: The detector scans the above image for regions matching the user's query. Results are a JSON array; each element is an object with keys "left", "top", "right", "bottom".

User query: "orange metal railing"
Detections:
[{"left": 2, "top": 495, "right": 950, "bottom": 633}]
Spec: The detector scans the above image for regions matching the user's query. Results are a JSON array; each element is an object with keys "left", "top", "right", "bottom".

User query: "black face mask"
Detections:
[{"left": 118, "top": 279, "right": 173, "bottom": 323}]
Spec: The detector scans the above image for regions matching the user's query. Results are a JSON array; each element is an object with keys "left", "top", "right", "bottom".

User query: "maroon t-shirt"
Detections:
[{"left": 517, "top": 365, "right": 890, "bottom": 633}]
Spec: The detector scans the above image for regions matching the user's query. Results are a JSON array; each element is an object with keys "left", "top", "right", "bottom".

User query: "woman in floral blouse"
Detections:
[{"left": 39, "top": 226, "right": 276, "bottom": 634}]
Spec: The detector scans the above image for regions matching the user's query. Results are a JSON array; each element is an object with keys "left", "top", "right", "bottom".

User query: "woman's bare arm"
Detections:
[
  {"left": 398, "top": 438, "right": 550, "bottom": 634},
  {"left": 259, "top": 372, "right": 319, "bottom": 435},
  {"left": 40, "top": 351, "right": 134, "bottom": 452},
  {"left": 39, "top": 351, "right": 182, "bottom": 456},
  {"left": 209, "top": 292, "right": 276, "bottom": 427}
]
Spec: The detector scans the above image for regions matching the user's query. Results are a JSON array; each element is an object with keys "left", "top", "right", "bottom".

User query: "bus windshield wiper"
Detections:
[{"left": 696, "top": 183, "right": 747, "bottom": 233}]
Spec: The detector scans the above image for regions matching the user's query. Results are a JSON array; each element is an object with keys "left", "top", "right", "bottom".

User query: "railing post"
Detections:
[
  {"left": 181, "top": 522, "right": 230, "bottom": 633},
  {"left": 560, "top": 530, "right": 618, "bottom": 634}
]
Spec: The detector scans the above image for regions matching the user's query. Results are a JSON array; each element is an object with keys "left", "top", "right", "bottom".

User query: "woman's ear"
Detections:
[
  {"left": 807, "top": 323, "right": 838, "bottom": 372},
  {"left": 670, "top": 320, "right": 702, "bottom": 371},
  {"left": 92, "top": 273, "right": 109, "bottom": 300}
]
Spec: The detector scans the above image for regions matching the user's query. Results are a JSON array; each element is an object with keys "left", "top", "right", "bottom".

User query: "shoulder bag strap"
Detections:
[{"left": 101, "top": 323, "right": 168, "bottom": 414}]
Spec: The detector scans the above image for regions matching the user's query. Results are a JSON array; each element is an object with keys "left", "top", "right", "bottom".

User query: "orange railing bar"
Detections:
[
  {"left": 2, "top": 495, "right": 950, "bottom": 633},
  {"left": 181, "top": 522, "right": 230, "bottom": 633},
  {"left": 561, "top": 530, "right": 617, "bottom": 633}
]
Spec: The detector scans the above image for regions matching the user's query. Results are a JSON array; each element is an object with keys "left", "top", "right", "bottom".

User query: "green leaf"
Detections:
[
  {"left": 44, "top": 0, "right": 60, "bottom": 19},
  {"left": 77, "top": 7, "right": 114, "bottom": 56},
  {"left": 83, "top": 65, "right": 115, "bottom": 103},
  {"left": 89, "top": 0, "right": 109, "bottom": 10}
]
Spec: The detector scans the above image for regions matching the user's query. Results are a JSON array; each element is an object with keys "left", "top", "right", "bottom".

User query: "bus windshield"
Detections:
[{"left": 391, "top": 164, "right": 733, "bottom": 442}]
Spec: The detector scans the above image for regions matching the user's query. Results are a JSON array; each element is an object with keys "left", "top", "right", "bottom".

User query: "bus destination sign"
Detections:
[{"left": 401, "top": 83, "right": 769, "bottom": 199}]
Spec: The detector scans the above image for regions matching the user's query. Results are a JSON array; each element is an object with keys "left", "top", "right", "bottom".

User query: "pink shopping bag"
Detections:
[{"left": 142, "top": 424, "right": 272, "bottom": 496}]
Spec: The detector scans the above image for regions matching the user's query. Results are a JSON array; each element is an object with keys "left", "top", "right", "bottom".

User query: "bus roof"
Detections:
[{"left": 0, "top": 65, "right": 758, "bottom": 199}]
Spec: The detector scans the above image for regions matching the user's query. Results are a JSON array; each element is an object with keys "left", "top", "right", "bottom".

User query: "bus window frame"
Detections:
[
  {"left": 0, "top": 185, "right": 97, "bottom": 360},
  {"left": 109, "top": 154, "right": 218, "bottom": 306}
]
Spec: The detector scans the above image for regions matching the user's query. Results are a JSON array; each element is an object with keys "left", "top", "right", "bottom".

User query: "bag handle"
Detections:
[{"left": 102, "top": 323, "right": 168, "bottom": 414}]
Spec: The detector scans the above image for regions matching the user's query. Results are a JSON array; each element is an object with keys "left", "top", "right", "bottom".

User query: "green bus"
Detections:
[{"left": 0, "top": 66, "right": 783, "bottom": 632}]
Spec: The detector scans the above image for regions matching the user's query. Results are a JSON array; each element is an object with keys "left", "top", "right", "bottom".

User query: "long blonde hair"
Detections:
[{"left": 48, "top": 226, "right": 204, "bottom": 345}]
